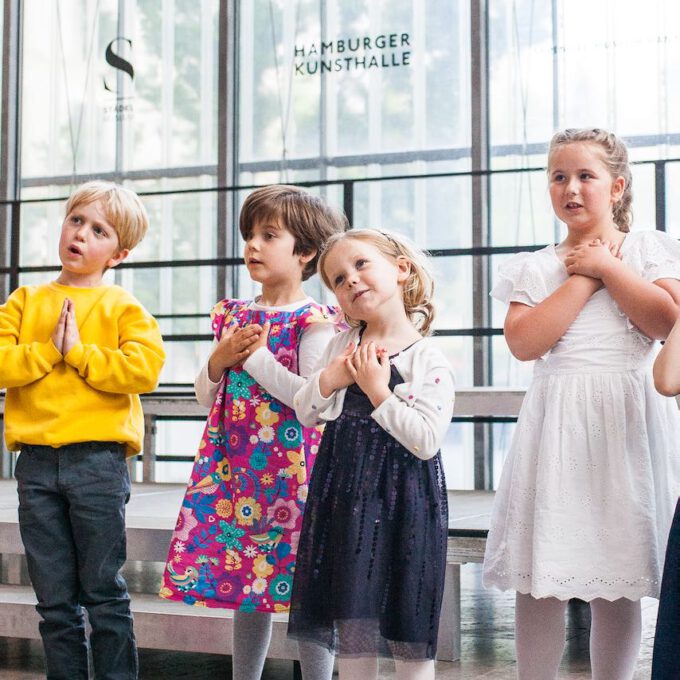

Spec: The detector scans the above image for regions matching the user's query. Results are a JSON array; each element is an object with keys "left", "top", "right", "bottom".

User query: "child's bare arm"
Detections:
[
  {"left": 504, "top": 274, "right": 602, "bottom": 361},
  {"left": 567, "top": 241, "right": 680, "bottom": 340},
  {"left": 654, "top": 316, "right": 680, "bottom": 396}
]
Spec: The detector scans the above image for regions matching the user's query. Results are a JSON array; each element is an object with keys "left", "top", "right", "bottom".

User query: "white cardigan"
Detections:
[{"left": 293, "top": 327, "right": 455, "bottom": 460}]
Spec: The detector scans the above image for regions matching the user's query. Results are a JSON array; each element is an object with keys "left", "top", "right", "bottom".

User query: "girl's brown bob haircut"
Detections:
[{"left": 239, "top": 185, "right": 348, "bottom": 280}]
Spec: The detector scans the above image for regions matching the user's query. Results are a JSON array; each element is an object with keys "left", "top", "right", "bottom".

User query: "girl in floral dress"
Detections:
[{"left": 160, "top": 186, "right": 345, "bottom": 680}]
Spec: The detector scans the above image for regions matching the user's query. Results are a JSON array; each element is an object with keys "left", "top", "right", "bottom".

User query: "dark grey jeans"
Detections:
[{"left": 15, "top": 442, "right": 138, "bottom": 680}]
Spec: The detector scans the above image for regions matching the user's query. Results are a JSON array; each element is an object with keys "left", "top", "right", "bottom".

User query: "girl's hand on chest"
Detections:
[
  {"left": 346, "top": 341, "right": 392, "bottom": 408},
  {"left": 565, "top": 239, "right": 622, "bottom": 279},
  {"left": 247, "top": 322, "right": 271, "bottom": 355}
]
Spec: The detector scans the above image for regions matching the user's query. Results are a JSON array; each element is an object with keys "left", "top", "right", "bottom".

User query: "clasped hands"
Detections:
[
  {"left": 319, "top": 341, "right": 391, "bottom": 408},
  {"left": 51, "top": 298, "right": 80, "bottom": 356},
  {"left": 209, "top": 321, "right": 270, "bottom": 377},
  {"left": 211, "top": 321, "right": 392, "bottom": 407},
  {"left": 564, "top": 238, "right": 624, "bottom": 282}
]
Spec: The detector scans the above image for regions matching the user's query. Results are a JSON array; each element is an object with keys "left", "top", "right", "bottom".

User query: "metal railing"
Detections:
[{"left": 1, "top": 156, "right": 676, "bottom": 328}]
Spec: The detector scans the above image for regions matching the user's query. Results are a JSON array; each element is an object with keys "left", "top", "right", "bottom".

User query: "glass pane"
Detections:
[
  {"left": 238, "top": 0, "right": 471, "bottom": 166},
  {"left": 156, "top": 419, "right": 205, "bottom": 455},
  {"left": 490, "top": 164, "right": 555, "bottom": 247},
  {"left": 488, "top": 1, "right": 554, "bottom": 148},
  {"left": 442, "top": 422, "right": 474, "bottom": 490},
  {"left": 0, "top": 276, "right": 9, "bottom": 307},
  {"left": 489, "top": 0, "right": 680, "bottom": 176},
  {"left": 122, "top": 177, "right": 218, "bottom": 263},
  {"left": 115, "top": 265, "right": 218, "bottom": 319},
  {"left": 628, "top": 162, "right": 656, "bottom": 232},
  {"left": 156, "top": 315, "right": 209, "bottom": 338},
  {"left": 18, "top": 190, "right": 65, "bottom": 268},
  {"left": 21, "top": 1, "right": 218, "bottom": 182},
  {"left": 491, "top": 335, "right": 534, "bottom": 388},
  {"left": 431, "top": 255, "right": 473, "bottom": 330},
  {"left": 0, "top": 7, "right": 3, "bottom": 150},
  {"left": 21, "top": 0, "right": 119, "bottom": 180},
  {"left": 350, "top": 172, "right": 472, "bottom": 249},
  {"left": 558, "top": 2, "right": 680, "bottom": 139},
  {"left": 431, "top": 335, "right": 473, "bottom": 387},
  {"left": 127, "top": 1, "right": 218, "bottom": 170},
  {"left": 160, "top": 339, "right": 213, "bottom": 385},
  {"left": 154, "top": 419, "right": 206, "bottom": 483}
]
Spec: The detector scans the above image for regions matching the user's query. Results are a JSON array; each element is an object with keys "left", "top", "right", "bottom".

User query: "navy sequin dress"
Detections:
[{"left": 288, "top": 363, "right": 448, "bottom": 660}]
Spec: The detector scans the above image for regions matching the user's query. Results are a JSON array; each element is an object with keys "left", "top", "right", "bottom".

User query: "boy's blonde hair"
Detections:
[
  {"left": 65, "top": 180, "right": 149, "bottom": 251},
  {"left": 548, "top": 128, "right": 633, "bottom": 232},
  {"left": 319, "top": 228, "right": 436, "bottom": 336},
  {"left": 239, "top": 185, "right": 348, "bottom": 280}
]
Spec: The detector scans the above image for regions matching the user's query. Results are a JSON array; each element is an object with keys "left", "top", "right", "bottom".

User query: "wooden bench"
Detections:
[{"left": 0, "top": 481, "right": 493, "bottom": 662}]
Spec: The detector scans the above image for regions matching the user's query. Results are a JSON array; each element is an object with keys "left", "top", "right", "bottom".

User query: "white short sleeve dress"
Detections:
[{"left": 482, "top": 230, "right": 680, "bottom": 601}]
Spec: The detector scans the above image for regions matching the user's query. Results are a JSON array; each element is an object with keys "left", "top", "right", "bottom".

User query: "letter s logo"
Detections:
[{"left": 103, "top": 37, "right": 134, "bottom": 93}]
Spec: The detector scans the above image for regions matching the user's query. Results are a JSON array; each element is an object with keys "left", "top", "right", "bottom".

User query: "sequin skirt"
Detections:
[{"left": 288, "top": 402, "right": 448, "bottom": 660}]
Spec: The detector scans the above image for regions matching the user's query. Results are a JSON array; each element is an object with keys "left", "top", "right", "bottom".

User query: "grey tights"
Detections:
[{"left": 232, "top": 610, "right": 334, "bottom": 680}]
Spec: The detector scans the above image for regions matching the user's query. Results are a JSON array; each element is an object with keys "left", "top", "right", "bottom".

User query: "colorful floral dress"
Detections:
[{"left": 159, "top": 298, "right": 339, "bottom": 612}]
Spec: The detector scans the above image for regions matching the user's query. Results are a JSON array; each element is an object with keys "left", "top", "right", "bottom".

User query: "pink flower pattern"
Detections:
[{"left": 160, "top": 299, "right": 342, "bottom": 613}]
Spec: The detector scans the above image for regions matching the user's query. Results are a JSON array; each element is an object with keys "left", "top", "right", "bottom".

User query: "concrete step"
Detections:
[
  {"left": 0, "top": 482, "right": 494, "bottom": 661},
  {"left": 0, "top": 584, "right": 300, "bottom": 659}
]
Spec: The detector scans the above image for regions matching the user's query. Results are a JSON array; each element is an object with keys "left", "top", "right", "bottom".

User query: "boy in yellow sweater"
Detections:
[{"left": 0, "top": 181, "right": 165, "bottom": 680}]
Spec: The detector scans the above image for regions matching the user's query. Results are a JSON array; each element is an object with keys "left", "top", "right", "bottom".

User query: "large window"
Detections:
[{"left": 2, "top": 0, "right": 680, "bottom": 487}]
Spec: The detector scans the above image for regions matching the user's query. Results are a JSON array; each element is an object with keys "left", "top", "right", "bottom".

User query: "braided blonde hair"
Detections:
[
  {"left": 318, "top": 228, "right": 436, "bottom": 336},
  {"left": 548, "top": 128, "right": 633, "bottom": 232}
]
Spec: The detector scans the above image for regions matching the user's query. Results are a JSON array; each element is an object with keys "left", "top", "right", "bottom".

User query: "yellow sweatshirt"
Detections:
[{"left": 0, "top": 282, "right": 165, "bottom": 456}]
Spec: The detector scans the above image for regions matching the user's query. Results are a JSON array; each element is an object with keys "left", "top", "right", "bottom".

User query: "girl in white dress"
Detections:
[{"left": 482, "top": 128, "right": 680, "bottom": 680}]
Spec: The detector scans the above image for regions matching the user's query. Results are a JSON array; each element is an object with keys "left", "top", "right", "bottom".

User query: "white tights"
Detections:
[
  {"left": 338, "top": 656, "right": 435, "bottom": 680},
  {"left": 515, "top": 593, "right": 641, "bottom": 680}
]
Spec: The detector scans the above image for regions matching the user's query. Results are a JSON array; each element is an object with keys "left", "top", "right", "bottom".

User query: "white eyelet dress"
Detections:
[{"left": 482, "top": 230, "right": 680, "bottom": 601}]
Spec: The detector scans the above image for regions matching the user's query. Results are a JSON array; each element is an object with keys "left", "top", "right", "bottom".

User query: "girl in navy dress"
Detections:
[{"left": 289, "top": 229, "right": 455, "bottom": 680}]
